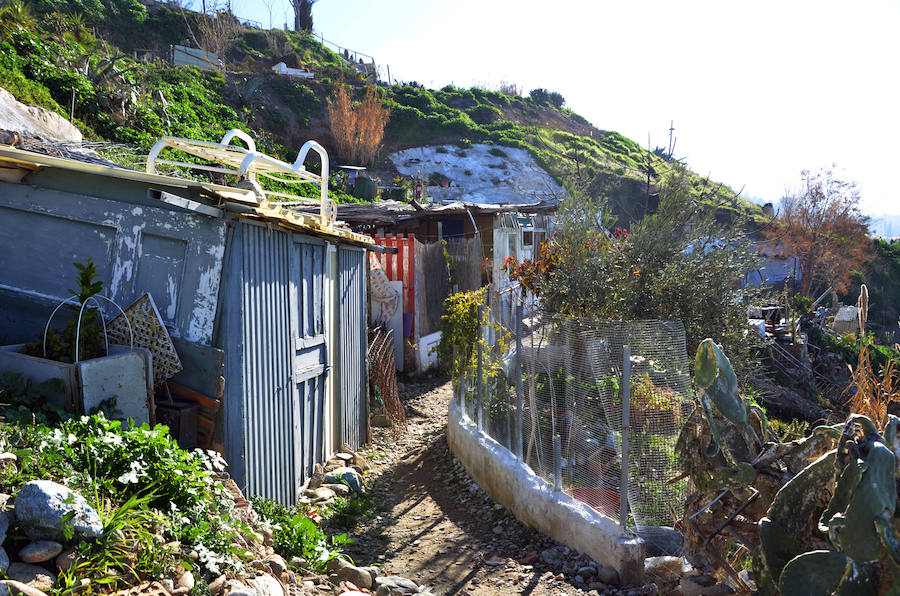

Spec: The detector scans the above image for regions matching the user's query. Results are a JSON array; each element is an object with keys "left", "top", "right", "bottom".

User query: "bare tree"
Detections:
[
  {"left": 262, "top": 0, "right": 276, "bottom": 29},
  {"left": 289, "top": 0, "right": 317, "bottom": 32},
  {"left": 765, "top": 167, "right": 872, "bottom": 297}
]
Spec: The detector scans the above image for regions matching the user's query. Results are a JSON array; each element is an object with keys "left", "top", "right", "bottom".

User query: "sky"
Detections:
[{"left": 228, "top": 0, "right": 899, "bottom": 218}]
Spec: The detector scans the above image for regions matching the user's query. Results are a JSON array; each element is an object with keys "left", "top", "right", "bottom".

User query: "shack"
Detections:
[
  {"left": 288, "top": 199, "right": 555, "bottom": 369},
  {"left": 0, "top": 131, "right": 372, "bottom": 505}
]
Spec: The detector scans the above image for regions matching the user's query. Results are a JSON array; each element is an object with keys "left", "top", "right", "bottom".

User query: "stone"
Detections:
[
  {"left": 335, "top": 565, "right": 373, "bottom": 589},
  {"left": 0, "top": 579, "right": 49, "bottom": 596},
  {"left": 161, "top": 578, "right": 175, "bottom": 593},
  {"left": 321, "top": 483, "right": 351, "bottom": 497},
  {"left": 375, "top": 587, "right": 391, "bottom": 596},
  {"left": 208, "top": 574, "right": 227, "bottom": 596},
  {"left": 0, "top": 548, "right": 7, "bottom": 574},
  {"left": 335, "top": 452, "right": 354, "bottom": 462},
  {"left": 324, "top": 467, "right": 363, "bottom": 493},
  {"left": 680, "top": 576, "right": 735, "bottom": 596},
  {"left": 264, "top": 554, "right": 287, "bottom": 576},
  {"left": 374, "top": 576, "right": 418, "bottom": 594},
  {"left": 171, "top": 588, "right": 189, "bottom": 596},
  {"left": 225, "top": 580, "right": 250, "bottom": 594},
  {"left": 351, "top": 453, "right": 371, "bottom": 472},
  {"left": 303, "top": 487, "right": 335, "bottom": 503},
  {"left": 324, "top": 557, "right": 352, "bottom": 574},
  {"left": 248, "top": 572, "right": 284, "bottom": 596},
  {"left": 595, "top": 565, "right": 620, "bottom": 586},
  {"left": 54, "top": 550, "right": 75, "bottom": 572},
  {"left": 644, "top": 556, "right": 688, "bottom": 584},
  {"left": 19, "top": 542, "right": 63, "bottom": 564},
  {"left": 289, "top": 556, "right": 307, "bottom": 570},
  {"left": 14, "top": 481, "right": 102, "bottom": 541},
  {"left": 0, "top": 510, "right": 11, "bottom": 544},
  {"left": 7, "top": 563, "right": 55, "bottom": 592},
  {"left": 176, "top": 571, "right": 194, "bottom": 590},
  {"left": 0, "top": 88, "right": 83, "bottom": 142},
  {"left": 371, "top": 413, "right": 392, "bottom": 428},
  {"left": 226, "top": 590, "right": 256, "bottom": 596}
]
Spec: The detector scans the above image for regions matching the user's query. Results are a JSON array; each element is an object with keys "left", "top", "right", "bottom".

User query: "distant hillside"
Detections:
[{"left": 0, "top": 0, "right": 763, "bottom": 218}]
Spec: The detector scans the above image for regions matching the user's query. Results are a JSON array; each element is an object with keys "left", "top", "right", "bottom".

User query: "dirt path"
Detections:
[{"left": 343, "top": 375, "right": 654, "bottom": 596}]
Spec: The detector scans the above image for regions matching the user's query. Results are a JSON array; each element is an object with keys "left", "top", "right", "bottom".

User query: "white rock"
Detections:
[
  {"left": 0, "top": 579, "right": 48, "bottom": 596},
  {"left": 14, "top": 481, "right": 102, "bottom": 541},
  {"left": 0, "top": 88, "right": 82, "bottom": 142},
  {"left": 177, "top": 571, "right": 195, "bottom": 590},
  {"left": 247, "top": 573, "right": 284, "bottom": 596}
]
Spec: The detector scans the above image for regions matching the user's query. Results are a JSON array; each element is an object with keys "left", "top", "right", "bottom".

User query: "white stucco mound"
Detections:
[
  {"left": 0, "top": 87, "right": 82, "bottom": 143},
  {"left": 389, "top": 144, "right": 562, "bottom": 205},
  {"left": 446, "top": 397, "right": 646, "bottom": 585}
]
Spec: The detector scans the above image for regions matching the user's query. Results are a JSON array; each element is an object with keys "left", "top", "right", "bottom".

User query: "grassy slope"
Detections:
[{"left": 0, "top": 3, "right": 762, "bottom": 217}]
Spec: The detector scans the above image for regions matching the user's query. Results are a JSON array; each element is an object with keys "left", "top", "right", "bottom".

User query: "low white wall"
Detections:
[{"left": 447, "top": 397, "right": 646, "bottom": 585}]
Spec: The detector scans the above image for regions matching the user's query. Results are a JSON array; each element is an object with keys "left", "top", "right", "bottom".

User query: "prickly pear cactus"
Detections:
[
  {"left": 758, "top": 414, "right": 900, "bottom": 595},
  {"left": 677, "top": 340, "right": 900, "bottom": 594}
]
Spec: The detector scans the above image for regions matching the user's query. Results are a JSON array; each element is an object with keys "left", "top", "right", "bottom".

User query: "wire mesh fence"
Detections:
[{"left": 456, "top": 293, "right": 693, "bottom": 530}]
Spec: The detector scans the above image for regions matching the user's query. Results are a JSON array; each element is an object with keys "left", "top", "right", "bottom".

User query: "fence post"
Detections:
[
  {"left": 620, "top": 345, "right": 631, "bottom": 534},
  {"left": 476, "top": 304, "right": 484, "bottom": 431},
  {"left": 553, "top": 434, "right": 562, "bottom": 492},
  {"left": 514, "top": 298, "right": 524, "bottom": 460}
]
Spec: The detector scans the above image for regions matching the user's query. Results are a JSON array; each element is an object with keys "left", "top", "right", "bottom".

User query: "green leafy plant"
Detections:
[
  {"left": 250, "top": 498, "right": 351, "bottom": 572},
  {"left": 22, "top": 259, "right": 106, "bottom": 362},
  {"left": 57, "top": 490, "right": 173, "bottom": 594},
  {"left": 0, "top": 372, "right": 67, "bottom": 424},
  {"left": 1, "top": 413, "right": 252, "bottom": 577}
]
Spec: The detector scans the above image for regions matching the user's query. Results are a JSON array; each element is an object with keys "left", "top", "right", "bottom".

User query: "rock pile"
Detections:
[{"left": 0, "top": 449, "right": 427, "bottom": 596}]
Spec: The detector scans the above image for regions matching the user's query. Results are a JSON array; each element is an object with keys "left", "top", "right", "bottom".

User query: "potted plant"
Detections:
[{"left": 0, "top": 260, "right": 152, "bottom": 423}]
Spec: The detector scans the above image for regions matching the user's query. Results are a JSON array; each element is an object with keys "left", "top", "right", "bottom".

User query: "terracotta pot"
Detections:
[{"left": 565, "top": 487, "right": 620, "bottom": 517}]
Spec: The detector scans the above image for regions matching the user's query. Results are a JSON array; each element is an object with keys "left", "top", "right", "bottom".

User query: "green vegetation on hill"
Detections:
[
  {"left": 0, "top": 0, "right": 762, "bottom": 216},
  {"left": 386, "top": 83, "right": 761, "bottom": 222}
]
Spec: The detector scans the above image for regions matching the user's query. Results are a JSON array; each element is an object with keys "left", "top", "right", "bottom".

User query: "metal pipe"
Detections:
[
  {"left": 476, "top": 304, "right": 484, "bottom": 432},
  {"left": 620, "top": 345, "right": 632, "bottom": 533},
  {"left": 514, "top": 298, "right": 524, "bottom": 460},
  {"left": 553, "top": 434, "right": 562, "bottom": 492}
]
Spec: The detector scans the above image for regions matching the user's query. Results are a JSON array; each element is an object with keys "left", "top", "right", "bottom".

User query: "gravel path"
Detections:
[{"left": 343, "top": 374, "right": 662, "bottom": 596}]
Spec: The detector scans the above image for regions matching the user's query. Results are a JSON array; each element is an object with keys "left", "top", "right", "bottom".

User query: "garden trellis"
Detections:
[{"left": 455, "top": 295, "right": 692, "bottom": 538}]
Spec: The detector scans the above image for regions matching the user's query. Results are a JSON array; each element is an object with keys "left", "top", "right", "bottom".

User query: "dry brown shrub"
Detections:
[
  {"left": 326, "top": 85, "right": 390, "bottom": 166},
  {"left": 845, "top": 343, "right": 899, "bottom": 424}
]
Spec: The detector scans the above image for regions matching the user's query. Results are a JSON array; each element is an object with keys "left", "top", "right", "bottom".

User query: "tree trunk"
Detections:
[{"left": 291, "top": 0, "right": 314, "bottom": 32}]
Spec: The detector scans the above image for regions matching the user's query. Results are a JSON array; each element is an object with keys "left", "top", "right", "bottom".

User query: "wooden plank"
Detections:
[{"left": 167, "top": 381, "right": 221, "bottom": 412}]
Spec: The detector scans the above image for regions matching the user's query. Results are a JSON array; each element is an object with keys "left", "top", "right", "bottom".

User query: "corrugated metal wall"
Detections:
[
  {"left": 338, "top": 246, "right": 367, "bottom": 449},
  {"left": 226, "top": 223, "right": 366, "bottom": 505},
  {"left": 239, "top": 223, "right": 298, "bottom": 505},
  {"left": 289, "top": 238, "right": 327, "bottom": 487}
]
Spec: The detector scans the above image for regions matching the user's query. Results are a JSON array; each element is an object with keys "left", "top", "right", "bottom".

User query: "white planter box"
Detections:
[{"left": 0, "top": 345, "right": 153, "bottom": 425}]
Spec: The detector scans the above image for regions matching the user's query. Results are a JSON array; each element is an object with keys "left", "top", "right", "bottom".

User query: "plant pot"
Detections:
[
  {"left": 0, "top": 344, "right": 153, "bottom": 424},
  {"left": 565, "top": 487, "right": 620, "bottom": 518}
]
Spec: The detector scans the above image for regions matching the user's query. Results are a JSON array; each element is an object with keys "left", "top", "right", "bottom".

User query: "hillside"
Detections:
[{"left": 0, "top": 0, "right": 763, "bottom": 220}]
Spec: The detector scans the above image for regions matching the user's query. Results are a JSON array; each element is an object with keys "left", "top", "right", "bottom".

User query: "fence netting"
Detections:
[{"left": 457, "top": 305, "right": 692, "bottom": 531}]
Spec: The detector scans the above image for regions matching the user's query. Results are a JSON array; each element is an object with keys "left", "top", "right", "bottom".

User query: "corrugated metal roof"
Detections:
[{"left": 0, "top": 145, "right": 375, "bottom": 246}]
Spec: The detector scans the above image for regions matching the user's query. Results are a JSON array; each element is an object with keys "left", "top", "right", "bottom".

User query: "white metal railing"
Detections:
[{"left": 146, "top": 129, "right": 335, "bottom": 224}]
